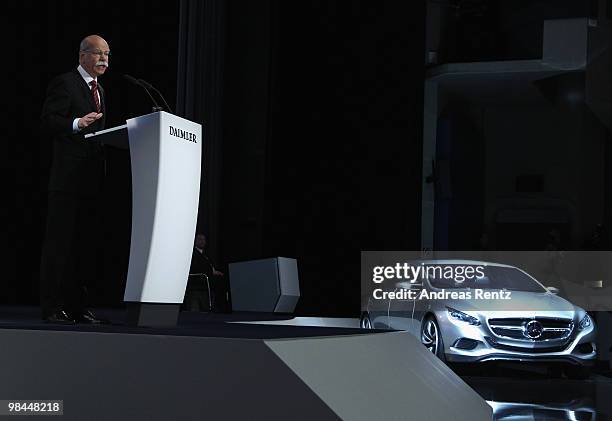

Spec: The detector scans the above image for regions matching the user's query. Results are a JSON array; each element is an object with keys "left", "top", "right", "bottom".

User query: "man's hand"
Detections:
[{"left": 77, "top": 112, "right": 103, "bottom": 129}]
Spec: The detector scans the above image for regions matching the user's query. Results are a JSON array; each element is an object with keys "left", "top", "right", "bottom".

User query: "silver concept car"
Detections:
[{"left": 361, "top": 260, "right": 597, "bottom": 378}]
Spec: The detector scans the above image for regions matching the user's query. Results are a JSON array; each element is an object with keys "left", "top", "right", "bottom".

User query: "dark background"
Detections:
[
  {"left": 9, "top": 0, "right": 181, "bottom": 309},
  {"left": 7, "top": 0, "right": 425, "bottom": 316},
  {"left": 6, "top": 0, "right": 611, "bottom": 316},
  {"left": 220, "top": 1, "right": 425, "bottom": 315}
]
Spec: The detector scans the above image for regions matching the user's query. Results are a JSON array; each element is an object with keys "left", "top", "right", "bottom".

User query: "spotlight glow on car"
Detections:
[{"left": 446, "top": 307, "right": 481, "bottom": 326}]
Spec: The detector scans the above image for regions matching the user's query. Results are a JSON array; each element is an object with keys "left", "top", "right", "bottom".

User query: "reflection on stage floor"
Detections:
[{"left": 459, "top": 362, "right": 612, "bottom": 420}]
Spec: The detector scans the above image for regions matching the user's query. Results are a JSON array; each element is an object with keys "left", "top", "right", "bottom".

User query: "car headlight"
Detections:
[
  {"left": 447, "top": 307, "right": 481, "bottom": 326},
  {"left": 578, "top": 314, "right": 592, "bottom": 330}
]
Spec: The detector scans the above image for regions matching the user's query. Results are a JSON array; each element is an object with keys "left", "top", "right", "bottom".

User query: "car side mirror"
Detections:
[{"left": 546, "top": 286, "right": 559, "bottom": 295}]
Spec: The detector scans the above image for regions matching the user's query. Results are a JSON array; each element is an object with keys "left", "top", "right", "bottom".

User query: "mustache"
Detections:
[{"left": 95, "top": 61, "right": 109, "bottom": 67}]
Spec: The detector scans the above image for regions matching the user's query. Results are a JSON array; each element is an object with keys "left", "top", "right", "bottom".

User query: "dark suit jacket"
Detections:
[
  {"left": 41, "top": 68, "right": 106, "bottom": 196},
  {"left": 190, "top": 248, "right": 215, "bottom": 278}
]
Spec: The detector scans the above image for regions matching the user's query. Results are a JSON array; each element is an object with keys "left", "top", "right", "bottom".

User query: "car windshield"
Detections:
[{"left": 425, "top": 264, "right": 546, "bottom": 292}]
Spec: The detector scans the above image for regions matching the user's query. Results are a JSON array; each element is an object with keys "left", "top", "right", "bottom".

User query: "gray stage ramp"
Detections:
[
  {"left": 234, "top": 316, "right": 361, "bottom": 328},
  {"left": 265, "top": 331, "right": 492, "bottom": 421},
  {"left": 0, "top": 328, "right": 491, "bottom": 420}
]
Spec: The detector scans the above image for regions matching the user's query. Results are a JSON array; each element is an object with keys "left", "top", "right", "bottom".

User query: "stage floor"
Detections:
[
  {"left": 2, "top": 306, "right": 611, "bottom": 420},
  {"left": 0, "top": 306, "right": 492, "bottom": 421},
  {"left": 0, "top": 306, "right": 370, "bottom": 339}
]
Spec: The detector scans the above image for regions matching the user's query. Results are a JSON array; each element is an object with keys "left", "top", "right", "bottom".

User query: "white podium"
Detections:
[{"left": 86, "top": 112, "right": 202, "bottom": 326}]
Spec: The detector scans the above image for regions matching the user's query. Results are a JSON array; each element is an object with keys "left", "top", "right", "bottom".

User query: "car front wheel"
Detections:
[{"left": 421, "top": 316, "right": 446, "bottom": 362}]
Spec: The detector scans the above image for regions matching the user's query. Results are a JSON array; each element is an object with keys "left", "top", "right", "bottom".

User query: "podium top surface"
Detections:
[
  {"left": 84, "top": 124, "right": 127, "bottom": 139},
  {"left": 85, "top": 123, "right": 128, "bottom": 149}
]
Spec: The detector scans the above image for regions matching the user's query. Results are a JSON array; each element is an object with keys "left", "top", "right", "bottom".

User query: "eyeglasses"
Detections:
[{"left": 82, "top": 50, "right": 111, "bottom": 57}]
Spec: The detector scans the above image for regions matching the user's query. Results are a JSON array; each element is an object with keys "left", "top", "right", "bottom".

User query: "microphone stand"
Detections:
[
  {"left": 123, "top": 74, "right": 163, "bottom": 112},
  {"left": 138, "top": 79, "right": 173, "bottom": 114}
]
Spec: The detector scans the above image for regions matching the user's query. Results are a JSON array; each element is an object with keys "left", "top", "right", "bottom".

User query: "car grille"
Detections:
[
  {"left": 487, "top": 317, "right": 573, "bottom": 341},
  {"left": 484, "top": 337, "right": 570, "bottom": 353}
]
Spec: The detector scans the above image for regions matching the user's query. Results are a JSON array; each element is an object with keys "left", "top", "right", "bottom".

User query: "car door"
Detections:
[{"left": 387, "top": 281, "right": 421, "bottom": 335}]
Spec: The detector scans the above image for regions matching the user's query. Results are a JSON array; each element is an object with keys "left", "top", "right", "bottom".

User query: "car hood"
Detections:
[{"left": 444, "top": 291, "right": 578, "bottom": 319}]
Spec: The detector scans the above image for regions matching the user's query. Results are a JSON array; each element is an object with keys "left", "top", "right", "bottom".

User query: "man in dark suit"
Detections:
[
  {"left": 39, "top": 35, "right": 111, "bottom": 324},
  {"left": 190, "top": 234, "right": 223, "bottom": 279},
  {"left": 185, "top": 234, "right": 227, "bottom": 312}
]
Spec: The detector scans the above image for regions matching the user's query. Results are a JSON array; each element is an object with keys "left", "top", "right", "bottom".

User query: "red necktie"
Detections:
[{"left": 91, "top": 80, "right": 101, "bottom": 113}]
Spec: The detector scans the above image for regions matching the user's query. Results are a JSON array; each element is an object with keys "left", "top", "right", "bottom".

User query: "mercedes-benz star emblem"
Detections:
[{"left": 524, "top": 320, "right": 543, "bottom": 339}]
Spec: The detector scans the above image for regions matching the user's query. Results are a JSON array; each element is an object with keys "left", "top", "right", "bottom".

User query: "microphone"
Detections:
[
  {"left": 138, "top": 78, "right": 174, "bottom": 114},
  {"left": 123, "top": 74, "right": 163, "bottom": 112}
]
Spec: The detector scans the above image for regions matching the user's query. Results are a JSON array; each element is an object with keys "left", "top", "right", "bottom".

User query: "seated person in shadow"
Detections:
[{"left": 184, "top": 233, "right": 228, "bottom": 312}]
